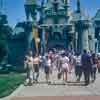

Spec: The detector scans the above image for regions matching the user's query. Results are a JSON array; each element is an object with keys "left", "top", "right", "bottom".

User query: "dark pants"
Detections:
[
  {"left": 98, "top": 67, "right": 100, "bottom": 73},
  {"left": 34, "top": 64, "right": 39, "bottom": 81},
  {"left": 45, "top": 66, "right": 50, "bottom": 74},
  {"left": 83, "top": 66, "right": 91, "bottom": 85},
  {"left": 91, "top": 67, "right": 97, "bottom": 82},
  {"left": 75, "top": 65, "right": 82, "bottom": 79}
]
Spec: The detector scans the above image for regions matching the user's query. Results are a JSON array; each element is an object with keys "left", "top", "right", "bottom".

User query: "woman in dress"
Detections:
[{"left": 61, "top": 53, "right": 70, "bottom": 82}]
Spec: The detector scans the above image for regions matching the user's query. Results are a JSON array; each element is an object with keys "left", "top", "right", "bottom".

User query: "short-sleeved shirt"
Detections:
[
  {"left": 45, "top": 59, "right": 51, "bottom": 67},
  {"left": 74, "top": 55, "right": 81, "bottom": 66},
  {"left": 81, "top": 53, "right": 92, "bottom": 67},
  {"left": 33, "top": 57, "right": 40, "bottom": 65}
]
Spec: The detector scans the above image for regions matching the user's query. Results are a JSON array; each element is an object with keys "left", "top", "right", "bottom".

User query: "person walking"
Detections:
[
  {"left": 68, "top": 51, "right": 75, "bottom": 73},
  {"left": 24, "top": 50, "right": 34, "bottom": 85},
  {"left": 81, "top": 50, "right": 93, "bottom": 86},
  {"left": 33, "top": 54, "right": 40, "bottom": 82},
  {"left": 97, "top": 56, "right": 100, "bottom": 73},
  {"left": 61, "top": 53, "right": 70, "bottom": 82},
  {"left": 57, "top": 54, "right": 63, "bottom": 80},
  {"left": 91, "top": 53, "right": 98, "bottom": 82},
  {"left": 44, "top": 55, "right": 51, "bottom": 83},
  {"left": 74, "top": 52, "right": 82, "bottom": 82}
]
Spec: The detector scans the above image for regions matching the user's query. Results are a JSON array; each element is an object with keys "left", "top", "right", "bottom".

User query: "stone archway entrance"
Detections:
[{"left": 47, "top": 41, "right": 65, "bottom": 50}]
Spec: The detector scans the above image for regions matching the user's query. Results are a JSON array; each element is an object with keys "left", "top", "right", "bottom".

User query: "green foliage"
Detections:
[
  {"left": 0, "top": 24, "right": 12, "bottom": 62},
  {"left": 0, "top": 74, "right": 25, "bottom": 98},
  {"left": 0, "top": 15, "right": 8, "bottom": 25}
]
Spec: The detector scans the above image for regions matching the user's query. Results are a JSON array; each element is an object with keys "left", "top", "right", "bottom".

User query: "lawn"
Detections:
[{"left": 0, "top": 73, "right": 25, "bottom": 98}]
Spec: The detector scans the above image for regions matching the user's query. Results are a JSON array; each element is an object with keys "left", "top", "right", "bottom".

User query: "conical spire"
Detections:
[
  {"left": 0, "top": 0, "right": 3, "bottom": 14},
  {"left": 52, "top": 0, "right": 59, "bottom": 12},
  {"left": 64, "top": 0, "right": 71, "bottom": 16},
  {"left": 64, "top": 0, "right": 71, "bottom": 10},
  {"left": 77, "top": 0, "right": 81, "bottom": 13},
  {"left": 65, "top": 0, "right": 70, "bottom": 5}
]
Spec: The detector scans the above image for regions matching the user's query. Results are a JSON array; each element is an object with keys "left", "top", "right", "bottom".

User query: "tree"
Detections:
[{"left": 0, "top": 24, "right": 12, "bottom": 62}]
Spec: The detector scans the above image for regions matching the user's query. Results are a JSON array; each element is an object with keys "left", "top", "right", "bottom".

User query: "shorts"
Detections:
[
  {"left": 34, "top": 64, "right": 39, "bottom": 72},
  {"left": 45, "top": 66, "right": 50, "bottom": 74}
]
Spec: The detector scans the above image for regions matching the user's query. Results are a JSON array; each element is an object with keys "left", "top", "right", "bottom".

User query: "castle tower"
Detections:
[
  {"left": 0, "top": 0, "right": 5, "bottom": 14},
  {"left": 52, "top": 0, "right": 59, "bottom": 12},
  {"left": 73, "top": 0, "right": 92, "bottom": 52},
  {"left": 24, "top": 0, "right": 37, "bottom": 22},
  {"left": 0, "top": 0, "right": 2, "bottom": 14},
  {"left": 0, "top": 0, "right": 8, "bottom": 25},
  {"left": 39, "top": 0, "right": 75, "bottom": 51},
  {"left": 64, "top": 0, "right": 71, "bottom": 17},
  {"left": 77, "top": 0, "right": 81, "bottom": 13}
]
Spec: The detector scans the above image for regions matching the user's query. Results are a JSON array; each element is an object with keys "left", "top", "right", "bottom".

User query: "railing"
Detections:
[
  {"left": 45, "top": 9, "right": 66, "bottom": 16},
  {"left": 39, "top": 23, "right": 72, "bottom": 27}
]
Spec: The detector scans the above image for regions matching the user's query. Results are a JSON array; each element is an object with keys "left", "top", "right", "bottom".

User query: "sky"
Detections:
[{"left": 0, "top": 0, "right": 100, "bottom": 27}]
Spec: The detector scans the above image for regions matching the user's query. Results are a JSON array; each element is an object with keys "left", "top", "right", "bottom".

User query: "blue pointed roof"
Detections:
[
  {"left": 72, "top": 11, "right": 89, "bottom": 22},
  {"left": 93, "top": 9, "right": 100, "bottom": 21},
  {"left": 44, "top": 0, "right": 65, "bottom": 11}
]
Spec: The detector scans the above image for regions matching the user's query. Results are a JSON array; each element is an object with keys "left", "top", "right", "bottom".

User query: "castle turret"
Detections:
[
  {"left": 64, "top": 0, "right": 71, "bottom": 16},
  {"left": 52, "top": 0, "right": 59, "bottom": 12},
  {"left": 24, "top": 0, "right": 37, "bottom": 22},
  {"left": 77, "top": 0, "right": 81, "bottom": 13},
  {"left": 73, "top": 0, "right": 94, "bottom": 53}
]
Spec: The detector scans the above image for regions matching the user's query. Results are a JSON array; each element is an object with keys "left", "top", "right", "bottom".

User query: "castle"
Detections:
[
  {"left": 0, "top": 0, "right": 100, "bottom": 66},
  {"left": 23, "top": 0, "right": 100, "bottom": 53}
]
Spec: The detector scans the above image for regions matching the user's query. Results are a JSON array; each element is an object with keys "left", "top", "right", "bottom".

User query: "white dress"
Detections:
[{"left": 62, "top": 56, "right": 69, "bottom": 72}]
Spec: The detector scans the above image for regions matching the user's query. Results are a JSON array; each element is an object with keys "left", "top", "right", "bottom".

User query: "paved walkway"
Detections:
[{"left": 1, "top": 70, "right": 100, "bottom": 100}]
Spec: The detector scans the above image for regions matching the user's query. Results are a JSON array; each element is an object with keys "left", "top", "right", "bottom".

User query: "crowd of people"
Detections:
[{"left": 24, "top": 49, "right": 100, "bottom": 86}]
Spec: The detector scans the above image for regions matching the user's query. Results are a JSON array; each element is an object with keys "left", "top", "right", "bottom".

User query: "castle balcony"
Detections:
[
  {"left": 45, "top": 9, "right": 66, "bottom": 16},
  {"left": 39, "top": 23, "right": 73, "bottom": 30}
]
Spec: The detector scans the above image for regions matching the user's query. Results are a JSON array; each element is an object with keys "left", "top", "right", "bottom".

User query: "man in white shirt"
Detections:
[{"left": 74, "top": 52, "right": 82, "bottom": 82}]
